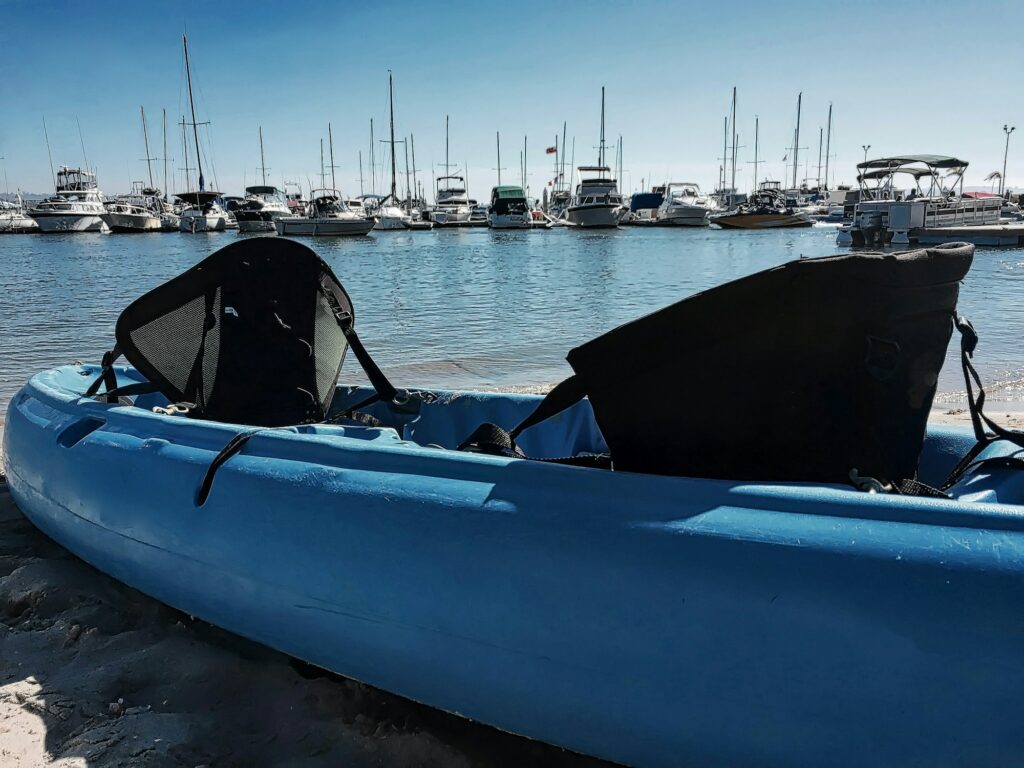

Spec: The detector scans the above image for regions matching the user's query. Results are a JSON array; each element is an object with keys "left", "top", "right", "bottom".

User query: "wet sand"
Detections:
[{"left": 2, "top": 407, "right": 1021, "bottom": 767}]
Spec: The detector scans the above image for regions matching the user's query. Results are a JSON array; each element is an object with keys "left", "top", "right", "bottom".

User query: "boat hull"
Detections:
[
  {"left": 104, "top": 212, "right": 162, "bottom": 232},
  {"left": 714, "top": 213, "right": 813, "bottom": 229},
  {"left": 31, "top": 212, "right": 109, "bottom": 233},
  {"left": 0, "top": 214, "right": 39, "bottom": 233},
  {"left": 179, "top": 213, "right": 228, "bottom": 233},
  {"left": 565, "top": 204, "right": 620, "bottom": 228},
  {"left": 659, "top": 206, "right": 712, "bottom": 226},
  {"left": 275, "top": 218, "right": 374, "bottom": 236},
  {"left": 6, "top": 364, "right": 1024, "bottom": 768},
  {"left": 488, "top": 212, "right": 532, "bottom": 229}
]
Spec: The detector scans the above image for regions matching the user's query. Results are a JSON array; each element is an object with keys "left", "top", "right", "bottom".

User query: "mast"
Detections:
[
  {"left": 320, "top": 138, "right": 325, "bottom": 189},
  {"left": 183, "top": 34, "right": 205, "bottom": 191},
  {"left": 162, "top": 109, "right": 168, "bottom": 199},
  {"left": 721, "top": 116, "right": 728, "bottom": 191},
  {"left": 76, "top": 117, "right": 90, "bottom": 174},
  {"left": 816, "top": 127, "right": 823, "bottom": 189},
  {"left": 387, "top": 71, "right": 397, "bottom": 201},
  {"left": 560, "top": 121, "right": 567, "bottom": 191},
  {"left": 404, "top": 138, "right": 411, "bottom": 213},
  {"left": 496, "top": 132, "right": 502, "bottom": 185},
  {"left": 824, "top": 103, "right": 833, "bottom": 190},
  {"left": 358, "top": 151, "right": 364, "bottom": 196},
  {"left": 729, "top": 86, "right": 737, "bottom": 193},
  {"left": 259, "top": 126, "right": 267, "bottom": 186},
  {"left": 411, "top": 134, "right": 418, "bottom": 203},
  {"left": 42, "top": 116, "right": 55, "bottom": 188},
  {"left": 328, "top": 123, "right": 336, "bottom": 191},
  {"left": 791, "top": 91, "right": 802, "bottom": 190},
  {"left": 445, "top": 115, "right": 450, "bottom": 176},
  {"left": 598, "top": 86, "right": 606, "bottom": 166},
  {"left": 180, "top": 116, "right": 190, "bottom": 193},
  {"left": 141, "top": 107, "right": 154, "bottom": 188},
  {"left": 523, "top": 135, "right": 527, "bottom": 192},
  {"left": 369, "top": 119, "right": 376, "bottom": 195},
  {"left": 753, "top": 116, "right": 760, "bottom": 190},
  {"left": 553, "top": 134, "right": 559, "bottom": 188}
]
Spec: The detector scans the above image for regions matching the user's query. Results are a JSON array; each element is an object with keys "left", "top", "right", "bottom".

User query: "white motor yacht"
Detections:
[
  {"left": 275, "top": 189, "right": 374, "bottom": 236},
  {"left": 487, "top": 186, "right": 532, "bottom": 229},
  {"left": 429, "top": 176, "right": 473, "bottom": 226},
  {"left": 234, "top": 185, "right": 293, "bottom": 233},
  {"left": 29, "top": 167, "right": 109, "bottom": 233},
  {"left": 104, "top": 197, "right": 162, "bottom": 232},
  {"left": 177, "top": 192, "right": 230, "bottom": 232},
  {"left": 658, "top": 182, "right": 716, "bottom": 226},
  {"left": 566, "top": 166, "right": 623, "bottom": 228}
]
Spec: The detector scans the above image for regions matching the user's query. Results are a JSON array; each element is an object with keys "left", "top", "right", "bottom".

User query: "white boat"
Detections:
[
  {"left": 566, "top": 166, "right": 623, "bottom": 228},
  {"left": 29, "top": 167, "right": 109, "bottom": 233},
  {"left": 103, "top": 198, "right": 162, "bottom": 232},
  {"left": 374, "top": 203, "right": 414, "bottom": 230},
  {"left": 487, "top": 185, "right": 532, "bottom": 229},
  {"left": 0, "top": 195, "right": 39, "bottom": 233},
  {"left": 837, "top": 155, "right": 1006, "bottom": 246},
  {"left": 176, "top": 192, "right": 229, "bottom": 232},
  {"left": 430, "top": 176, "right": 472, "bottom": 226},
  {"left": 275, "top": 189, "right": 374, "bottom": 236},
  {"left": 234, "top": 185, "right": 292, "bottom": 233},
  {"left": 658, "top": 182, "right": 716, "bottom": 226}
]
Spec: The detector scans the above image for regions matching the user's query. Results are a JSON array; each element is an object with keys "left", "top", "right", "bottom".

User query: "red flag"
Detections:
[{"left": 545, "top": 146, "right": 557, "bottom": 154}]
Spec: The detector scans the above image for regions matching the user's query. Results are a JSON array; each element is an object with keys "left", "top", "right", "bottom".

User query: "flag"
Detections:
[{"left": 545, "top": 146, "right": 557, "bottom": 154}]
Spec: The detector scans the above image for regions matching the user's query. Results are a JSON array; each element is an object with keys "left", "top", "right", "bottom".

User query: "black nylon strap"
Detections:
[
  {"left": 84, "top": 345, "right": 122, "bottom": 401},
  {"left": 196, "top": 428, "right": 265, "bottom": 506},
  {"left": 509, "top": 375, "right": 585, "bottom": 440},
  {"left": 340, "top": 321, "right": 398, "bottom": 405}
]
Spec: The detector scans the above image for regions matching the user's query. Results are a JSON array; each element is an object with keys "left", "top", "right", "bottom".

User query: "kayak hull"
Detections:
[{"left": 5, "top": 365, "right": 1024, "bottom": 767}]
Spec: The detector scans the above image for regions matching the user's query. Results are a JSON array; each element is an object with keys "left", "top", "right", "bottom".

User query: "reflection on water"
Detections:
[{"left": 1, "top": 226, "right": 1022, "bottom": 416}]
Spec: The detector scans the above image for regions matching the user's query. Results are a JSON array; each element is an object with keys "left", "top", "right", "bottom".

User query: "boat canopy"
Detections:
[
  {"left": 245, "top": 185, "right": 281, "bottom": 195},
  {"left": 630, "top": 192, "right": 664, "bottom": 212},
  {"left": 492, "top": 186, "right": 526, "bottom": 200},
  {"left": 175, "top": 191, "right": 222, "bottom": 205},
  {"left": 858, "top": 167, "right": 938, "bottom": 182},
  {"left": 857, "top": 155, "right": 968, "bottom": 171}
]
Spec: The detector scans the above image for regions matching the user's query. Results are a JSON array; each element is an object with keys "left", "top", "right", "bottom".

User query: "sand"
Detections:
[{"left": 2, "top": 407, "right": 1020, "bottom": 767}]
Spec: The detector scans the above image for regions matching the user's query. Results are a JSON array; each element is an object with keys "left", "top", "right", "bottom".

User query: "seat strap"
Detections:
[
  {"left": 941, "top": 316, "right": 1024, "bottom": 491},
  {"left": 196, "top": 428, "right": 266, "bottom": 506},
  {"left": 457, "top": 374, "right": 588, "bottom": 459},
  {"left": 84, "top": 345, "right": 123, "bottom": 402}
]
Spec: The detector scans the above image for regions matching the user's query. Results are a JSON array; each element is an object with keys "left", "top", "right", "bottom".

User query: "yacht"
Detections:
[
  {"left": 275, "top": 189, "right": 374, "bottom": 236},
  {"left": 658, "top": 182, "right": 716, "bottom": 226},
  {"left": 566, "top": 166, "right": 623, "bottom": 228},
  {"left": 712, "top": 182, "right": 813, "bottom": 229},
  {"left": 0, "top": 195, "right": 39, "bottom": 233},
  {"left": 177, "top": 192, "right": 231, "bottom": 232},
  {"left": 430, "top": 175, "right": 473, "bottom": 226},
  {"left": 627, "top": 186, "right": 666, "bottom": 224},
  {"left": 487, "top": 185, "right": 532, "bottom": 229},
  {"left": 103, "top": 197, "right": 162, "bottom": 232},
  {"left": 29, "top": 167, "right": 109, "bottom": 233},
  {"left": 234, "top": 185, "right": 292, "bottom": 233}
]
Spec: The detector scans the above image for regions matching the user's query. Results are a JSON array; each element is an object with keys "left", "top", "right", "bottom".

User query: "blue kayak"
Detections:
[{"left": 5, "top": 363, "right": 1024, "bottom": 767}]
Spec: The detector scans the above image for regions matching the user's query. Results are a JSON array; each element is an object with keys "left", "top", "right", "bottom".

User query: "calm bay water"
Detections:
[{"left": 1, "top": 225, "right": 1023, "bottom": 417}]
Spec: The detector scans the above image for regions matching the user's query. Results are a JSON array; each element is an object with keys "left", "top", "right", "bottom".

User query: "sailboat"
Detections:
[
  {"left": 234, "top": 127, "right": 293, "bottom": 233},
  {"left": 176, "top": 34, "right": 230, "bottom": 233},
  {"left": 0, "top": 192, "right": 39, "bottom": 233},
  {"left": 566, "top": 88, "right": 623, "bottom": 228},
  {"left": 374, "top": 72, "right": 416, "bottom": 231}
]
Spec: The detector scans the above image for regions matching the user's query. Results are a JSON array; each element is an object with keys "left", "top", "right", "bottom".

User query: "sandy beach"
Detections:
[{"left": 2, "top": 406, "right": 1019, "bottom": 767}]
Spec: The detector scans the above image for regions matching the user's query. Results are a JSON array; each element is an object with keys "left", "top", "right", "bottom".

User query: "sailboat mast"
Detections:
[
  {"left": 404, "top": 138, "right": 411, "bottom": 213},
  {"left": 445, "top": 115, "right": 450, "bottom": 176},
  {"left": 388, "top": 71, "right": 397, "bottom": 201},
  {"left": 181, "top": 116, "right": 190, "bottom": 193},
  {"left": 598, "top": 86, "right": 606, "bottom": 166},
  {"left": 496, "top": 132, "right": 501, "bottom": 185},
  {"left": 328, "top": 123, "right": 336, "bottom": 191},
  {"left": 753, "top": 116, "right": 759, "bottom": 190},
  {"left": 523, "top": 135, "right": 527, "bottom": 192},
  {"left": 824, "top": 103, "right": 832, "bottom": 191},
  {"left": 141, "top": 106, "right": 154, "bottom": 188},
  {"left": 410, "top": 134, "right": 418, "bottom": 203},
  {"left": 560, "top": 121, "right": 567, "bottom": 191},
  {"left": 162, "top": 109, "right": 168, "bottom": 199},
  {"left": 792, "top": 91, "right": 802, "bottom": 189},
  {"left": 259, "top": 126, "right": 267, "bottom": 186},
  {"left": 369, "top": 119, "right": 376, "bottom": 195},
  {"left": 721, "top": 116, "right": 728, "bottom": 191},
  {"left": 817, "top": 127, "right": 823, "bottom": 189},
  {"left": 358, "top": 151, "right": 364, "bottom": 196},
  {"left": 42, "top": 117, "right": 55, "bottom": 189},
  {"left": 183, "top": 34, "right": 205, "bottom": 191},
  {"left": 729, "top": 86, "right": 737, "bottom": 193},
  {"left": 320, "top": 138, "right": 325, "bottom": 189}
]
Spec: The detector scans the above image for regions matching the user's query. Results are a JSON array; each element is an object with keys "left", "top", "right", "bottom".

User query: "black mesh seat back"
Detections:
[
  {"left": 566, "top": 243, "right": 974, "bottom": 483},
  {"left": 115, "top": 238, "right": 353, "bottom": 427}
]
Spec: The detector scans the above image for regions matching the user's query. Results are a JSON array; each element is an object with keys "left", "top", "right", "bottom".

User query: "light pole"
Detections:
[
  {"left": 862, "top": 144, "right": 871, "bottom": 164},
  {"left": 1001, "top": 125, "right": 1015, "bottom": 197}
]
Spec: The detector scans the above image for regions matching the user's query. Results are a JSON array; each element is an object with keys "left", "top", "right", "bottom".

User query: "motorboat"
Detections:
[
  {"left": 275, "top": 189, "right": 374, "bottom": 236},
  {"left": 103, "top": 195, "right": 162, "bottom": 232},
  {"left": 0, "top": 195, "right": 40, "bottom": 233},
  {"left": 566, "top": 166, "right": 623, "bottom": 228},
  {"left": 29, "top": 166, "right": 109, "bottom": 233},
  {"left": 487, "top": 185, "right": 532, "bottom": 229},
  {"left": 234, "top": 186, "right": 293, "bottom": 233},
  {"left": 657, "top": 182, "right": 716, "bottom": 226},
  {"left": 8, "top": 238, "right": 1023, "bottom": 768},
  {"left": 837, "top": 155, "right": 1006, "bottom": 246},
  {"left": 177, "top": 192, "right": 231, "bottom": 232},
  {"left": 429, "top": 176, "right": 473, "bottom": 226},
  {"left": 712, "top": 182, "right": 813, "bottom": 229},
  {"left": 626, "top": 186, "right": 665, "bottom": 225}
]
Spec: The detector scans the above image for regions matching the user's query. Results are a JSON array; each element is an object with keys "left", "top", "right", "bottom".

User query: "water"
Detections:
[{"left": 2, "top": 226, "right": 1023, "bottom": 418}]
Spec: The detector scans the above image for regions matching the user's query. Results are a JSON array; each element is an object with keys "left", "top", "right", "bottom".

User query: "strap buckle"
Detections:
[{"left": 153, "top": 402, "right": 195, "bottom": 416}]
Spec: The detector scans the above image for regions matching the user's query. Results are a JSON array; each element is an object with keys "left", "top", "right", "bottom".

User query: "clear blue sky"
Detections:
[{"left": 1, "top": 0, "right": 1022, "bottom": 198}]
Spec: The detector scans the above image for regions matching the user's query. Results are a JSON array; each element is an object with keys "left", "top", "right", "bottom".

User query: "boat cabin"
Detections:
[{"left": 489, "top": 185, "right": 528, "bottom": 214}]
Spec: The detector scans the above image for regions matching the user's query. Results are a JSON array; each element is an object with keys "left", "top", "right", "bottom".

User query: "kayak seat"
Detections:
[
  {"left": 462, "top": 243, "right": 976, "bottom": 486},
  {"left": 86, "top": 238, "right": 399, "bottom": 428}
]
